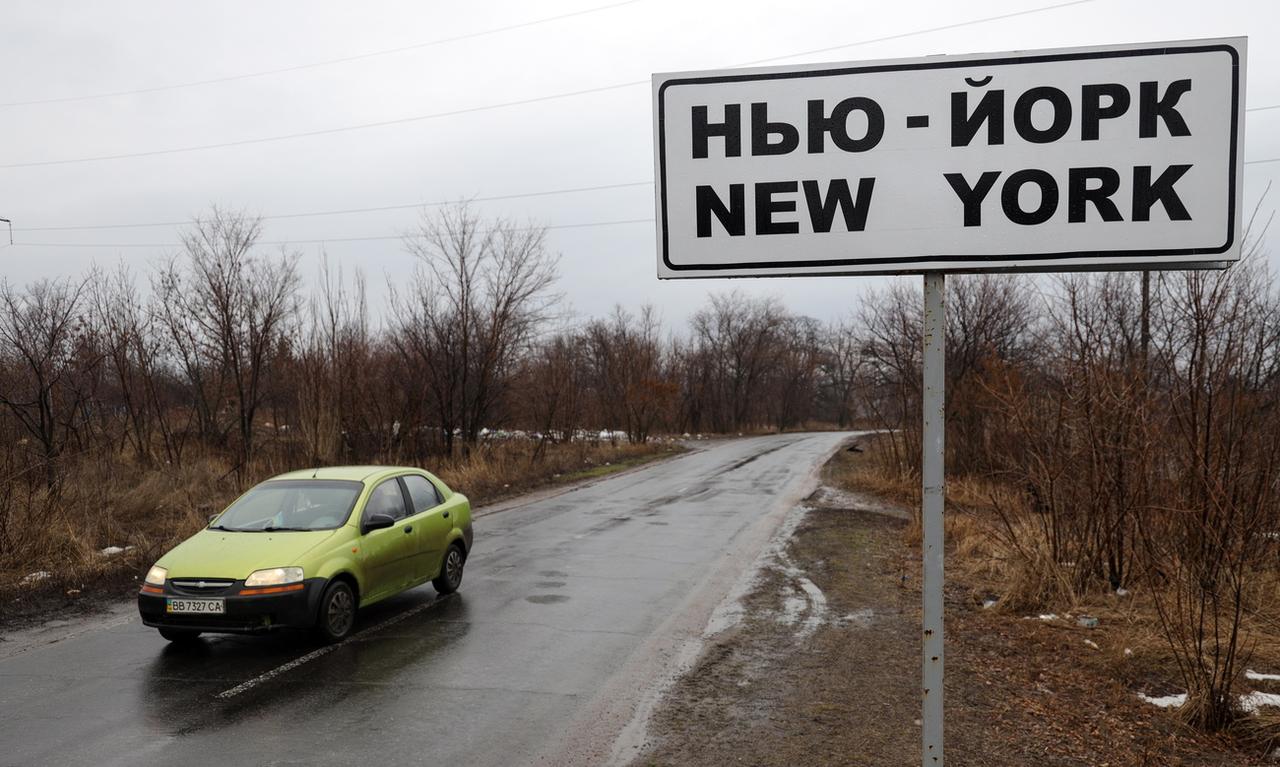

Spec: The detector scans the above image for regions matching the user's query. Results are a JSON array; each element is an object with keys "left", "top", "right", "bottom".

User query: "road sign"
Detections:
[{"left": 653, "top": 38, "right": 1245, "bottom": 278}]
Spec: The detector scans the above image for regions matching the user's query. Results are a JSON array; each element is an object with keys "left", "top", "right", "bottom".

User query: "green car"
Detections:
[{"left": 137, "top": 466, "right": 472, "bottom": 643}]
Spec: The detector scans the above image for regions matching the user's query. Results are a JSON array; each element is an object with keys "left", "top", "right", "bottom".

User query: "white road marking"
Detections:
[{"left": 215, "top": 594, "right": 452, "bottom": 700}]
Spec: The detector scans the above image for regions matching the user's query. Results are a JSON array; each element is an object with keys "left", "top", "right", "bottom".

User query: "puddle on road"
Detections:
[
  {"left": 526, "top": 595, "right": 570, "bottom": 604},
  {"left": 534, "top": 581, "right": 566, "bottom": 588}
]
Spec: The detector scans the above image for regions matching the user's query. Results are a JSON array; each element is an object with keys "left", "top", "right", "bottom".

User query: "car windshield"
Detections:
[{"left": 211, "top": 480, "right": 362, "bottom": 531}]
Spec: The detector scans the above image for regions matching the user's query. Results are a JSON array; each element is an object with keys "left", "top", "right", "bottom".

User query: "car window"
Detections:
[
  {"left": 363, "top": 479, "right": 409, "bottom": 522},
  {"left": 213, "top": 480, "right": 362, "bottom": 531},
  {"left": 402, "top": 475, "right": 444, "bottom": 514}
]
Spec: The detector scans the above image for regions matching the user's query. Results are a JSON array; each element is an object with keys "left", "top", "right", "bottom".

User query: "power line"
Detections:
[
  {"left": 16, "top": 150, "right": 1280, "bottom": 235},
  {"left": 0, "top": 80, "right": 649, "bottom": 169},
  {"left": 16, "top": 152, "right": 1280, "bottom": 246},
  {"left": 13, "top": 216, "right": 655, "bottom": 248},
  {"left": 0, "top": 0, "right": 1103, "bottom": 170},
  {"left": 13, "top": 180, "right": 653, "bottom": 232},
  {"left": 739, "top": 0, "right": 1094, "bottom": 66},
  {"left": 0, "top": 0, "right": 644, "bottom": 108}
]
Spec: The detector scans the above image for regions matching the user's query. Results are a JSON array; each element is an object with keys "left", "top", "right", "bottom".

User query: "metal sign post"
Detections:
[{"left": 921, "top": 272, "right": 946, "bottom": 765}]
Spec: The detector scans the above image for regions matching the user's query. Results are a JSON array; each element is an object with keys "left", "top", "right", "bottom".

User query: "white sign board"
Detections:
[{"left": 653, "top": 38, "right": 1245, "bottom": 278}]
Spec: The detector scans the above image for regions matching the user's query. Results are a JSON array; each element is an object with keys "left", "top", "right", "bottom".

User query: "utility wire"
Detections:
[
  {"left": 17, "top": 150, "right": 1280, "bottom": 245},
  {"left": 13, "top": 216, "right": 655, "bottom": 248},
  {"left": 0, "top": 0, "right": 1101, "bottom": 170},
  {"left": 0, "top": 0, "right": 644, "bottom": 108},
  {"left": 13, "top": 180, "right": 652, "bottom": 232},
  {"left": 16, "top": 150, "right": 1280, "bottom": 234},
  {"left": 738, "top": 0, "right": 1094, "bottom": 66}
]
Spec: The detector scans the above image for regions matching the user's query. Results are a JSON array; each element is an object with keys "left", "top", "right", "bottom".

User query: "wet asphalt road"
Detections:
[{"left": 0, "top": 433, "right": 851, "bottom": 767}]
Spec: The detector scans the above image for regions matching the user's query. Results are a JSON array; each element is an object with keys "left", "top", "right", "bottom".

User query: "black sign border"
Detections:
[{"left": 656, "top": 42, "right": 1241, "bottom": 274}]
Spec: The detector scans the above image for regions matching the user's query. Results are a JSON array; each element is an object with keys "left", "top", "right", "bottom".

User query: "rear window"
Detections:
[
  {"left": 213, "top": 480, "right": 363, "bottom": 531},
  {"left": 403, "top": 475, "right": 444, "bottom": 514}
]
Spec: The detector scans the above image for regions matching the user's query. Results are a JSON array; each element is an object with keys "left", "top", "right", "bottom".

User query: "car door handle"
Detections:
[{"left": 404, "top": 526, "right": 413, "bottom": 534}]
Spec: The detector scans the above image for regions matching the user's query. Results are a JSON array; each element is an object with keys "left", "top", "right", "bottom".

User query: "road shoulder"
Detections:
[{"left": 627, "top": 449, "right": 1271, "bottom": 766}]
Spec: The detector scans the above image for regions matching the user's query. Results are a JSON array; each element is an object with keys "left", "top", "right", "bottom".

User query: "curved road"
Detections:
[{"left": 0, "top": 432, "right": 852, "bottom": 767}]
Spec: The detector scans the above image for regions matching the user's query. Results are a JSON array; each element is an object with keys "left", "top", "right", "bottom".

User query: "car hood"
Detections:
[{"left": 158, "top": 528, "right": 339, "bottom": 579}]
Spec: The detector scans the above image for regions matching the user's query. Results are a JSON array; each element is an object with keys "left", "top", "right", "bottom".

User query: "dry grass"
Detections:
[
  {"left": 830, "top": 432, "right": 1280, "bottom": 758},
  {"left": 0, "top": 439, "right": 677, "bottom": 614}
]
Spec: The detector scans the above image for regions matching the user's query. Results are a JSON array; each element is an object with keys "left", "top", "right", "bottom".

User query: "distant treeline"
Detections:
[{"left": 0, "top": 202, "right": 869, "bottom": 492}]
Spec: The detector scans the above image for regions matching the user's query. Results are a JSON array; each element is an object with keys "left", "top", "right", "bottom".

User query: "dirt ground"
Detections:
[{"left": 632, "top": 466, "right": 1269, "bottom": 766}]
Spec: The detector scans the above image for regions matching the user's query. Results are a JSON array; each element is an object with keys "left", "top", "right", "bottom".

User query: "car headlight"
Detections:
[
  {"left": 145, "top": 565, "right": 168, "bottom": 586},
  {"left": 244, "top": 567, "right": 304, "bottom": 587}
]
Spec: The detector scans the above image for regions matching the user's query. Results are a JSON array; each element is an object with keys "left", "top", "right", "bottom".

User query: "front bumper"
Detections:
[{"left": 137, "top": 577, "right": 327, "bottom": 634}]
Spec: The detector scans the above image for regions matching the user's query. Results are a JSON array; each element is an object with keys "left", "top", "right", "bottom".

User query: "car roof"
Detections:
[{"left": 268, "top": 466, "right": 425, "bottom": 483}]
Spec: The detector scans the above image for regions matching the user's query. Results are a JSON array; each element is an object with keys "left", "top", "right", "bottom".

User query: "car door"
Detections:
[
  {"left": 401, "top": 474, "right": 452, "bottom": 581},
  {"left": 358, "top": 478, "right": 415, "bottom": 602}
]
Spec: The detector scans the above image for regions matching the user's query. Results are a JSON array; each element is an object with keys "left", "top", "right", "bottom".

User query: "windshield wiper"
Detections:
[{"left": 260, "top": 525, "right": 312, "bottom": 532}]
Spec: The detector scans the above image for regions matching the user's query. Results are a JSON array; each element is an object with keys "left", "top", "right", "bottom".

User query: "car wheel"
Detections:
[
  {"left": 433, "top": 543, "right": 466, "bottom": 595},
  {"left": 314, "top": 580, "right": 357, "bottom": 643},
  {"left": 158, "top": 628, "right": 202, "bottom": 643}
]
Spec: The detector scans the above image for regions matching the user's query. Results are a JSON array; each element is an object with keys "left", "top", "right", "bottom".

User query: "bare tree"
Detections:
[
  {"left": 155, "top": 208, "right": 299, "bottom": 467},
  {"left": 521, "top": 330, "right": 588, "bottom": 457},
  {"left": 392, "top": 202, "right": 559, "bottom": 454},
  {"left": 585, "top": 306, "right": 675, "bottom": 444},
  {"left": 818, "top": 317, "right": 865, "bottom": 428},
  {"left": 689, "top": 292, "right": 786, "bottom": 432},
  {"left": 0, "top": 278, "right": 94, "bottom": 487}
]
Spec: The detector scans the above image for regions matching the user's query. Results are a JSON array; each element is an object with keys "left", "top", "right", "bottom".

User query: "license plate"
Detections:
[{"left": 166, "top": 598, "right": 225, "bottom": 615}]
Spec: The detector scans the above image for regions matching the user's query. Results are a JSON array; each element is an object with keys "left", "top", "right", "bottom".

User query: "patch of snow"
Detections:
[
  {"left": 1241, "top": 692, "right": 1280, "bottom": 713},
  {"left": 982, "top": 599, "right": 999, "bottom": 609},
  {"left": 99, "top": 546, "right": 125, "bottom": 557},
  {"left": 1116, "top": 588, "right": 1131, "bottom": 597},
  {"left": 778, "top": 592, "right": 807, "bottom": 626},
  {"left": 1084, "top": 639, "right": 1100, "bottom": 650},
  {"left": 20, "top": 571, "right": 50, "bottom": 585},
  {"left": 1136, "top": 690, "right": 1280, "bottom": 713},
  {"left": 1138, "top": 692, "right": 1186, "bottom": 708},
  {"left": 1124, "top": 648, "right": 1134, "bottom": 657},
  {"left": 771, "top": 525, "right": 828, "bottom": 640},
  {"left": 704, "top": 506, "right": 812, "bottom": 637},
  {"left": 1248, "top": 670, "right": 1280, "bottom": 682},
  {"left": 1023, "top": 613, "right": 1058, "bottom": 621}
]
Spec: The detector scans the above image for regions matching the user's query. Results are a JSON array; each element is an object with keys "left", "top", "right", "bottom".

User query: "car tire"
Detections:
[
  {"left": 433, "top": 543, "right": 466, "bottom": 595},
  {"left": 158, "top": 628, "right": 202, "bottom": 643},
  {"left": 314, "top": 579, "right": 357, "bottom": 644}
]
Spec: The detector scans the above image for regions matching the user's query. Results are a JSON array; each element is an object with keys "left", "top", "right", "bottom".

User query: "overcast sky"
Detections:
[{"left": 1, "top": 0, "right": 1277, "bottom": 328}]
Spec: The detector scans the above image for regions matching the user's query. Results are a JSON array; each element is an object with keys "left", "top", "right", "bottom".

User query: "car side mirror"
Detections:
[{"left": 363, "top": 513, "right": 396, "bottom": 533}]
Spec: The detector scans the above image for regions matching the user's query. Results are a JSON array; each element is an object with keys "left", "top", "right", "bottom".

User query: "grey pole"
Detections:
[{"left": 921, "top": 271, "right": 945, "bottom": 765}]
